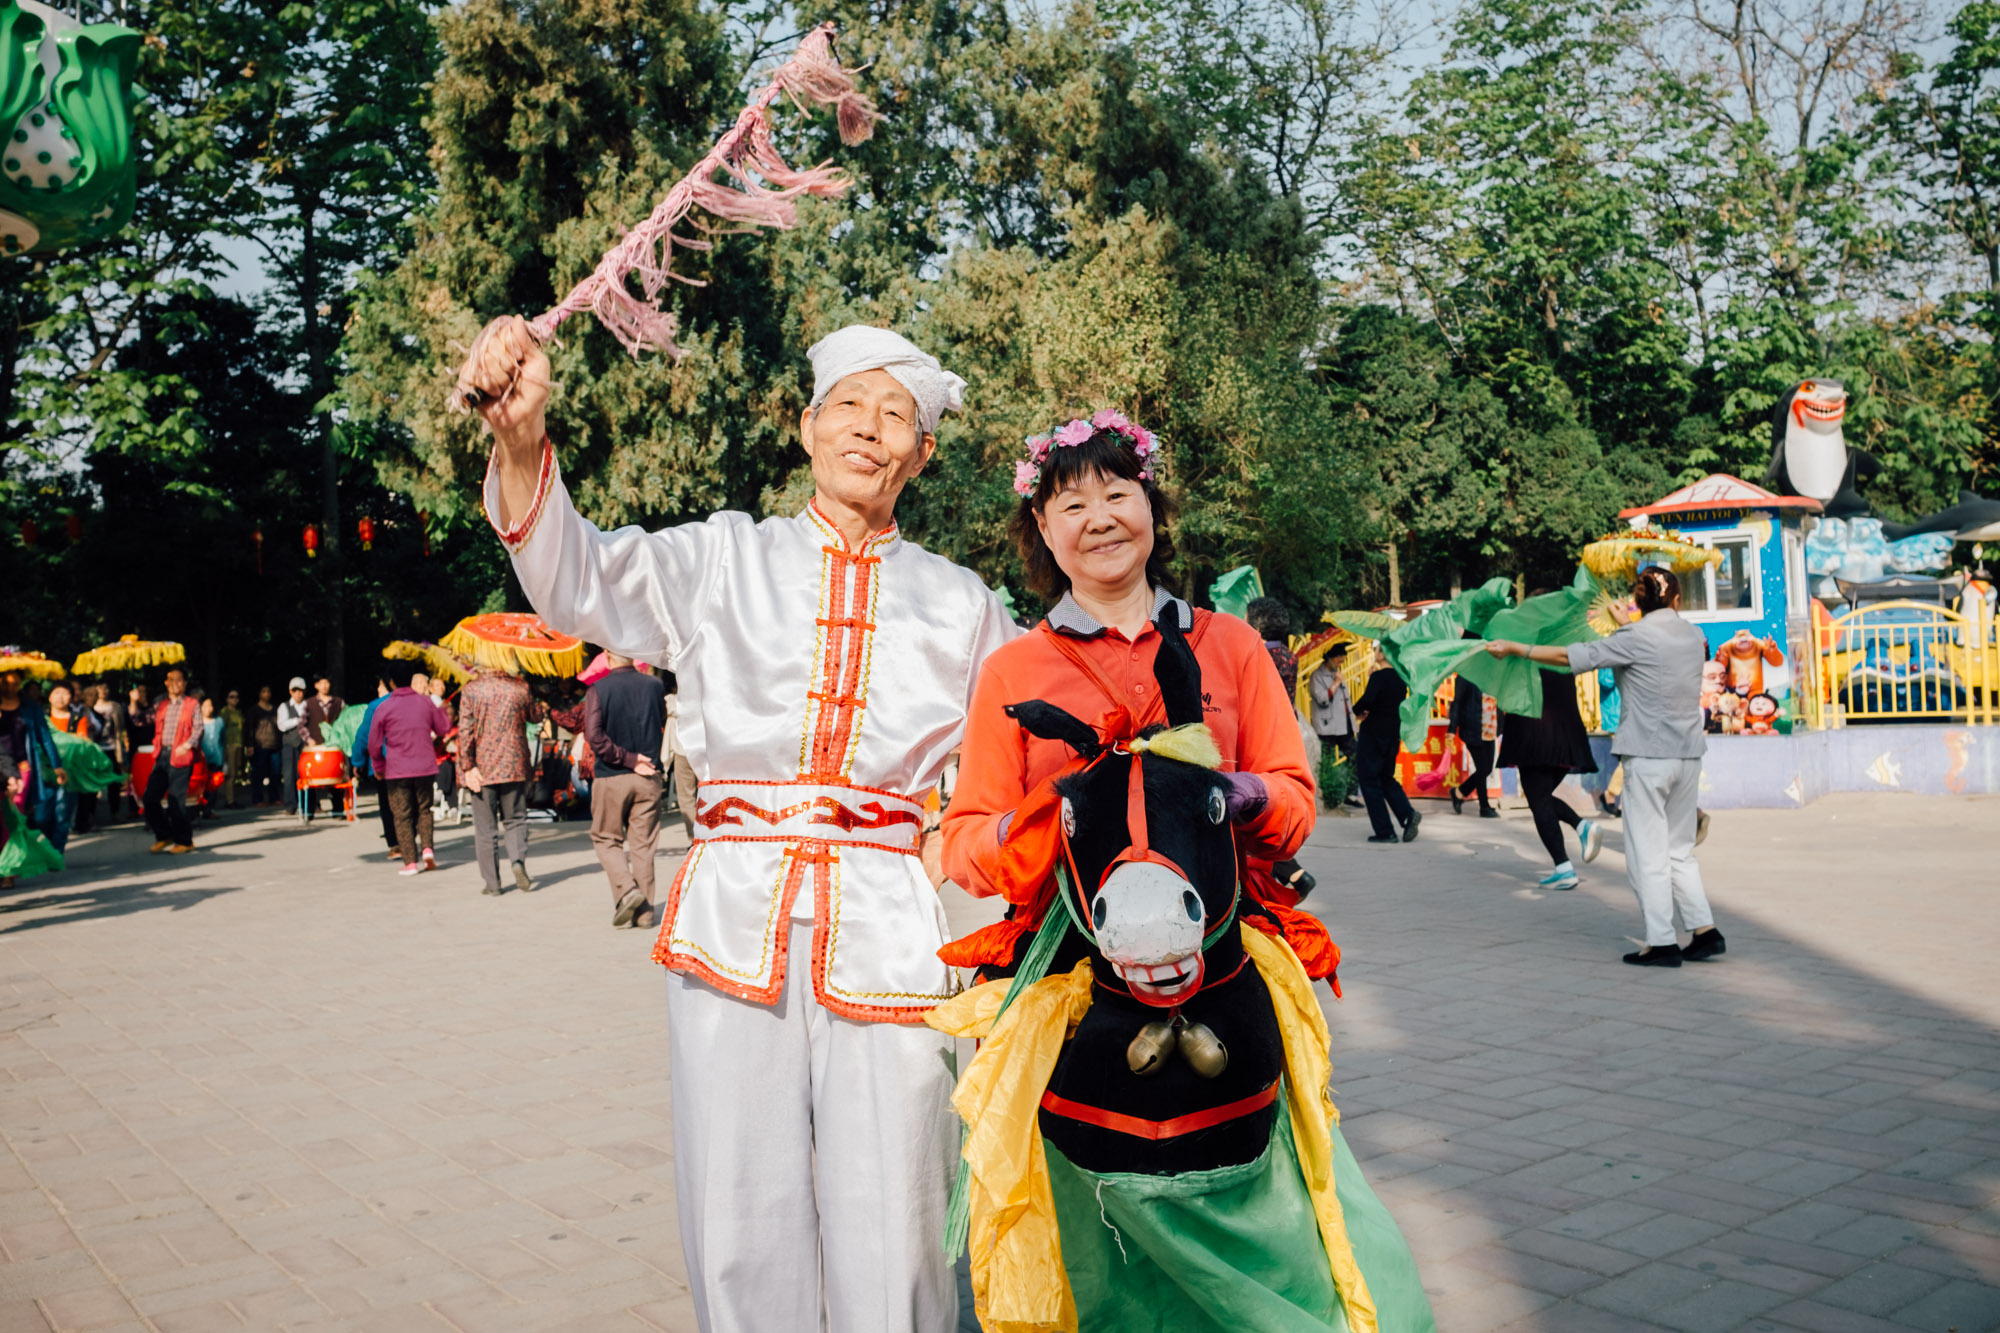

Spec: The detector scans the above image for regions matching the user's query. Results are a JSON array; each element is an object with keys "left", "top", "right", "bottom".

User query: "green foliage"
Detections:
[{"left": 19, "top": 0, "right": 2000, "bottom": 682}]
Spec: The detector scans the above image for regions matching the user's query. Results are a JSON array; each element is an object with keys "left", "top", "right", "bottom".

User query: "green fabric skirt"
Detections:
[
  {"left": 0, "top": 797, "right": 63, "bottom": 880},
  {"left": 1043, "top": 1095, "right": 1434, "bottom": 1333}
]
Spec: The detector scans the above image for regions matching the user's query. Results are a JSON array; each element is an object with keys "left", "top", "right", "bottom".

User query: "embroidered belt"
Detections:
[
  {"left": 1038, "top": 1079, "right": 1281, "bottom": 1140},
  {"left": 691, "top": 779, "right": 926, "bottom": 854}
]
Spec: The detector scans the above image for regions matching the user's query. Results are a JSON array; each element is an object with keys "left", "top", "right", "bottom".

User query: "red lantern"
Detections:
[
  {"left": 65, "top": 513, "right": 81, "bottom": 544},
  {"left": 356, "top": 515, "right": 375, "bottom": 551},
  {"left": 303, "top": 523, "right": 320, "bottom": 559},
  {"left": 252, "top": 526, "right": 264, "bottom": 575},
  {"left": 21, "top": 519, "right": 37, "bottom": 547}
]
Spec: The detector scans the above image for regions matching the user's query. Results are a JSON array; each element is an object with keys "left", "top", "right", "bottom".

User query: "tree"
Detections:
[
  {"left": 242, "top": 0, "right": 439, "bottom": 687},
  {"left": 342, "top": 0, "right": 785, "bottom": 540}
]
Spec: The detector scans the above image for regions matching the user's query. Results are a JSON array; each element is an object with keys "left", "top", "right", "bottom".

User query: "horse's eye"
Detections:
[
  {"left": 1091, "top": 895, "right": 1108, "bottom": 929},
  {"left": 1183, "top": 890, "right": 1202, "bottom": 922},
  {"left": 1207, "top": 789, "right": 1226, "bottom": 825},
  {"left": 1061, "top": 797, "right": 1077, "bottom": 840}
]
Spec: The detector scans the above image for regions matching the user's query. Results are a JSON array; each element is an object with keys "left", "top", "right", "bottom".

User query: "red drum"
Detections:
[
  {"left": 129, "top": 744, "right": 155, "bottom": 798},
  {"left": 298, "top": 746, "right": 346, "bottom": 784}
]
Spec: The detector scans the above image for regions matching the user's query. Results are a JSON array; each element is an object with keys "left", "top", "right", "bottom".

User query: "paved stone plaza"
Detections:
[{"left": 0, "top": 789, "right": 1994, "bottom": 1332}]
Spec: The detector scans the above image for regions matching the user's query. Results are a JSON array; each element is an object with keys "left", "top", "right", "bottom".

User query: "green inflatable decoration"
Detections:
[{"left": 0, "top": 0, "right": 141, "bottom": 254}]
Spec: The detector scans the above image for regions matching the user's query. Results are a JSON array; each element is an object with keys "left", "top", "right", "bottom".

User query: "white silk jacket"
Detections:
[{"left": 487, "top": 445, "right": 1018, "bottom": 1022}]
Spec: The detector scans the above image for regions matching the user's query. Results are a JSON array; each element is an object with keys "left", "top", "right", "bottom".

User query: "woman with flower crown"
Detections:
[
  {"left": 938, "top": 413, "right": 1433, "bottom": 1332},
  {"left": 945, "top": 411, "right": 1316, "bottom": 906}
]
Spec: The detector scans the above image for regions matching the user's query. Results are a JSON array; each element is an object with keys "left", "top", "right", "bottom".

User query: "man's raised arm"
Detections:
[
  {"left": 458, "top": 316, "right": 551, "bottom": 531},
  {"left": 455, "top": 315, "right": 727, "bottom": 663}
]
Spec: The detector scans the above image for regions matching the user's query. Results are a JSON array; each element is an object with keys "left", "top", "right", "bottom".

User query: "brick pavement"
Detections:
[{"left": 0, "top": 789, "right": 1993, "bottom": 1331}]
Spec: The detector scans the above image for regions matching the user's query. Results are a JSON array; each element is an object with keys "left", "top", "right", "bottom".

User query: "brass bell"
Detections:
[
  {"left": 1177, "top": 1021, "right": 1229, "bottom": 1079},
  {"left": 1126, "top": 1020, "right": 1177, "bottom": 1075}
]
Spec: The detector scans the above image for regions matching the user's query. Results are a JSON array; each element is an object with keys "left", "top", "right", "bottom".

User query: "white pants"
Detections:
[
  {"left": 664, "top": 922, "right": 958, "bottom": 1333},
  {"left": 1621, "top": 756, "right": 1715, "bottom": 946}
]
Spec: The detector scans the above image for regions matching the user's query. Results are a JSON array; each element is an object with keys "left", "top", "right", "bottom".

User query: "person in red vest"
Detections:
[{"left": 146, "top": 668, "right": 202, "bottom": 854}]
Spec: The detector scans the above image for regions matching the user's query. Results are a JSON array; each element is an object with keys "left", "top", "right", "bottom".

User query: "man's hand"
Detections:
[
  {"left": 1485, "top": 639, "right": 1525, "bottom": 658},
  {"left": 457, "top": 315, "right": 552, "bottom": 529},
  {"left": 634, "top": 757, "right": 659, "bottom": 778},
  {"left": 173, "top": 741, "right": 192, "bottom": 758},
  {"left": 52, "top": 768, "right": 67, "bottom": 787},
  {"left": 461, "top": 767, "right": 484, "bottom": 794}
]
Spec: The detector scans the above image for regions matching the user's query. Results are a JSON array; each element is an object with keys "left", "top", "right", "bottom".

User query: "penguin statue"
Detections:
[{"left": 1763, "top": 379, "right": 1879, "bottom": 519}]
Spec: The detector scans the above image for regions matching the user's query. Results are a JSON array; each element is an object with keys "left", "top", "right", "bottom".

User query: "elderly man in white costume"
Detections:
[{"left": 460, "top": 315, "right": 1016, "bottom": 1333}]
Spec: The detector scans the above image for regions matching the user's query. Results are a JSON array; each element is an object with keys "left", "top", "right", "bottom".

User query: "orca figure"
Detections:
[
  {"left": 1880, "top": 490, "right": 2000, "bottom": 543},
  {"left": 1764, "top": 379, "right": 1880, "bottom": 518}
]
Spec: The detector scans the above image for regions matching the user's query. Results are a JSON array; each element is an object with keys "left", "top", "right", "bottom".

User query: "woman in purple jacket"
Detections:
[{"left": 366, "top": 660, "right": 452, "bottom": 875}]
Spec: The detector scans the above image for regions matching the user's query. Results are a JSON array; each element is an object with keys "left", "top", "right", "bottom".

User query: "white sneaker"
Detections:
[{"left": 1579, "top": 819, "right": 1603, "bottom": 863}]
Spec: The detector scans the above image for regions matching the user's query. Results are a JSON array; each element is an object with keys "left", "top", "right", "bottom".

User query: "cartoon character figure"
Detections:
[
  {"left": 1700, "top": 659, "right": 1727, "bottom": 727},
  {"left": 1711, "top": 691, "right": 1747, "bottom": 735},
  {"left": 1744, "top": 692, "right": 1779, "bottom": 735},
  {"left": 1717, "top": 630, "right": 1784, "bottom": 696}
]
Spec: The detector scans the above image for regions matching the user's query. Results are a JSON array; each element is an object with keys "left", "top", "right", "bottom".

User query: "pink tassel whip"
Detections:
[{"left": 451, "top": 23, "right": 879, "bottom": 411}]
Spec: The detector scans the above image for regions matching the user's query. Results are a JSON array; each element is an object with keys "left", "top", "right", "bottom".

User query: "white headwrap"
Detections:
[{"left": 806, "top": 325, "right": 966, "bottom": 437}]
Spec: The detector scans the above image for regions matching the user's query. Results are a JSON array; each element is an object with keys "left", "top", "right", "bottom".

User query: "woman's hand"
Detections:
[
  {"left": 1485, "top": 639, "right": 1525, "bottom": 658},
  {"left": 1218, "top": 770, "right": 1268, "bottom": 824}
]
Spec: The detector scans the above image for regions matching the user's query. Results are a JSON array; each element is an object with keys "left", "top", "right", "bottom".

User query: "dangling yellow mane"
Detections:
[{"left": 1126, "top": 723, "right": 1223, "bottom": 770}]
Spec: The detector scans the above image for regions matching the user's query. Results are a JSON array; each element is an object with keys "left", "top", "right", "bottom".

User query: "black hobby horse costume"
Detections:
[{"left": 927, "top": 612, "right": 1432, "bottom": 1333}]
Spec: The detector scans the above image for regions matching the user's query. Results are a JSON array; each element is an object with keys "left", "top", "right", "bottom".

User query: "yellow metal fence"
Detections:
[{"left": 1814, "top": 599, "right": 1999, "bottom": 727}]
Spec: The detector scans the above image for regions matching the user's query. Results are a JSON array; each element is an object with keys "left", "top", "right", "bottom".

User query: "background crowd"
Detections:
[{"left": 0, "top": 652, "right": 698, "bottom": 921}]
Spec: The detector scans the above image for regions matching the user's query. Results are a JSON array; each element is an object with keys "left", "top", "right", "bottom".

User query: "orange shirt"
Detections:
[{"left": 942, "top": 592, "right": 1314, "bottom": 899}]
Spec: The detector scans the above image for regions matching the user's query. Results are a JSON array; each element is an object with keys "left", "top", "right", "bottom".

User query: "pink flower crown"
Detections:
[{"left": 1012, "top": 409, "right": 1161, "bottom": 498}]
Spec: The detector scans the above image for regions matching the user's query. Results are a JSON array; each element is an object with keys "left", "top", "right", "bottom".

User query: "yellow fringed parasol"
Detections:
[
  {"left": 0, "top": 649, "right": 69, "bottom": 681},
  {"left": 71, "top": 634, "right": 186, "bottom": 676},
  {"left": 1579, "top": 528, "right": 1721, "bottom": 582},
  {"left": 441, "top": 613, "right": 584, "bottom": 678},
  {"left": 383, "top": 640, "right": 476, "bottom": 685}
]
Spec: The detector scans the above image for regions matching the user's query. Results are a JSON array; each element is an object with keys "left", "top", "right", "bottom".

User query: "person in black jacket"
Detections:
[
  {"left": 1500, "top": 662, "right": 1600, "bottom": 889},
  {"left": 1353, "top": 645, "right": 1421, "bottom": 844},
  {"left": 585, "top": 655, "right": 669, "bottom": 930},
  {"left": 1447, "top": 668, "right": 1499, "bottom": 818}
]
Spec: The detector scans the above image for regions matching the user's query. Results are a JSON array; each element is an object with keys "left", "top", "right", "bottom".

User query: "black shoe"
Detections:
[
  {"left": 1450, "top": 791, "right": 1464, "bottom": 815},
  {"left": 1682, "top": 928, "right": 1727, "bottom": 961},
  {"left": 1602, "top": 800, "right": 1622, "bottom": 819},
  {"left": 613, "top": 889, "right": 645, "bottom": 928},
  {"left": 1343, "top": 797, "right": 1363, "bottom": 809},
  {"left": 1274, "top": 859, "right": 1316, "bottom": 900},
  {"left": 512, "top": 860, "right": 536, "bottom": 893},
  {"left": 481, "top": 884, "right": 504, "bottom": 896},
  {"left": 633, "top": 905, "right": 658, "bottom": 930},
  {"left": 1623, "top": 944, "right": 1683, "bottom": 967},
  {"left": 1366, "top": 834, "right": 1399, "bottom": 843},
  {"left": 1401, "top": 810, "right": 1422, "bottom": 843},
  {"left": 1479, "top": 806, "right": 1500, "bottom": 819}
]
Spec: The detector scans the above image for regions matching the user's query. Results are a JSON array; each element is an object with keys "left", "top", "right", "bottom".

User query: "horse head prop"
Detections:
[{"left": 1002, "top": 608, "right": 1285, "bottom": 1174}]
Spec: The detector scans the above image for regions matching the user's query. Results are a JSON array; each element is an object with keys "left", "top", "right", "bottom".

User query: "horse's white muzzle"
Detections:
[{"left": 1091, "top": 860, "right": 1206, "bottom": 1006}]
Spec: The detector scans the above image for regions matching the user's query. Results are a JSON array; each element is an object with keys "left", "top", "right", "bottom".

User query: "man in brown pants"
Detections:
[{"left": 584, "top": 653, "right": 669, "bottom": 929}]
